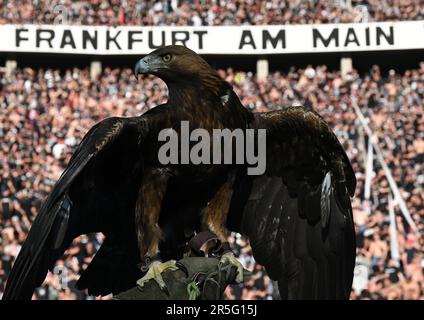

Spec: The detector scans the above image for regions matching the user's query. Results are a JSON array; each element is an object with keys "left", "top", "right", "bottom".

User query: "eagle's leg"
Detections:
[
  {"left": 201, "top": 173, "right": 244, "bottom": 283},
  {"left": 136, "top": 260, "right": 178, "bottom": 292},
  {"left": 219, "top": 253, "right": 244, "bottom": 283},
  {"left": 137, "top": 172, "right": 168, "bottom": 258},
  {"left": 201, "top": 174, "right": 234, "bottom": 242},
  {"left": 136, "top": 172, "right": 178, "bottom": 292}
]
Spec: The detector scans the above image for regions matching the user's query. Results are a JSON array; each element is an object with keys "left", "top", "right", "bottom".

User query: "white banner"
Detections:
[{"left": 0, "top": 21, "right": 423, "bottom": 55}]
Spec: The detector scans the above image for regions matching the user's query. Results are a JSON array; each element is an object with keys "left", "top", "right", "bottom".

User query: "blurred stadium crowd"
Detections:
[
  {"left": 0, "top": 62, "right": 422, "bottom": 299},
  {"left": 0, "top": 0, "right": 423, "bottom": 25}
]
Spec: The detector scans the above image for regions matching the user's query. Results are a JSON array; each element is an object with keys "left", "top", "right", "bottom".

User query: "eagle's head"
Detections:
[{"left": 134, "top": 45, "right": 225, "bottom": 96}]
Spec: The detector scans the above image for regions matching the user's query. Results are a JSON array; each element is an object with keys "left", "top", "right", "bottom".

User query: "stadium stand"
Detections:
[
  {"left": 0, "top": 0, "right": 423, "bottom": 25},
  {"left": 0, "top": 63, "right": 423, "bottom": 299}
]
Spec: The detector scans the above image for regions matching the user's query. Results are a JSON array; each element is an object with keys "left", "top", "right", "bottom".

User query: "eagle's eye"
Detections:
[{"left": 162, "top": 54, "right": 172, "bottom": 63}]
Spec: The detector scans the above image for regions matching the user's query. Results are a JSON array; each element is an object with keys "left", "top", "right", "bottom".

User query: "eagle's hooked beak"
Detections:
[{"left": 134, "top": 58, "right": 150, "bottom": 79}]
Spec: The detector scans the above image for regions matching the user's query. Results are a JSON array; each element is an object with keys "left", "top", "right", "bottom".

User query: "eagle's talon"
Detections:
[
  {"left": 136, "top": 260, "right": 178, "bottom": 294},
  {"left": 219, "top": 252, "right": 244, "bottom": 283}
]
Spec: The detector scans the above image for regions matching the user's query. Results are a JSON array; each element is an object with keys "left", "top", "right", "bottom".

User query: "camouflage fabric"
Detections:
[{"left": 113, "top": 257, "right": 245, "bottom": 300}]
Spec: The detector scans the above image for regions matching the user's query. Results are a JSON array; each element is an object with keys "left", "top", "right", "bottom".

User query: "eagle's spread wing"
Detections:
[
  {"left": 229, "top": 106, "right": 356, "bottom": 299},
  {"left": 3, "top": 117, "right": 146, "bottom": 299}
]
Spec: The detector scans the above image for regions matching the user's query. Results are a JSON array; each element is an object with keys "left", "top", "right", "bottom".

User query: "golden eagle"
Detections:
[{"left": 3, "top": 46, "right": 356, "bottom": 300}]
